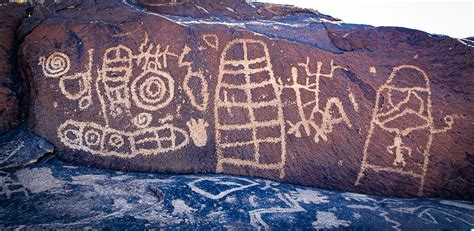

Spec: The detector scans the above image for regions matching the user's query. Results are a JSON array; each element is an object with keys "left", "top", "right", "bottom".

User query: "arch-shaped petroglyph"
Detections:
[
  {"left": 355, "top": 65, "right": 455, "bottom": 195},
  {"left": 58, "top": 119, "right": 190, "bottom": 158},
  {"left": 39, "top": 50, "right": 94, "bottom": 110},
  {"left": 179, "top": 46, "right": 209, "bottom": 111},
  {"left": 215, "top": 39, "right": 287, "bottom": 178},
  {"left": 186, "top": 118, "right": 209, "bottom": 147},
  {"left": 285, "top": 58, "right": 352, "bottom": 143}
]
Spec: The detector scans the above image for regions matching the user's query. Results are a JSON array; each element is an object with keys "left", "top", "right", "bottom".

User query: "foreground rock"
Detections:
[
  {"left": 11, "top": 1, "right": 474, "bottom": 198},
  {"left": 1, "top": 158, "right": 473, "bottom": 229}
]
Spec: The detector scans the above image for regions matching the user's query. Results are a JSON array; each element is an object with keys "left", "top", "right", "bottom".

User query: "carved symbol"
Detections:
[
  {"left": 179, "top": 46, "right": 209, "bottom": 111},
  {"left": 132, "top": 112, "right": 153, "bottom": 128},
  {"left": 202, "top": 34, "right": 219, "bottom": 50},
  {"left": 186, "top": 118, "right": 209, "bottom": 147},
  {"left": 58, "top": 119, "right": 190, "bottom": 158},
  {"left": 249, "top": 193, "right": 305, "bottom": 229},
  {"left": 215, "top": 39, "right": 287, "bottom": 178},
  {"left": 39, "top": 52, "right": 70, "bottom": 78},
  {"left": 355, "top": 65, "right": 455, "bottom": 195},
  {"left": 131, "top": 70, "right": 174, "bottom": 111},
  {"left": 285, "top": 58, "right": 352, "bottom": 143},
  {"left": 188, "top": 177, "right": 258, "bottom": 200},
  {"left": 39, "top": 50, "right": 94, "bottom": 110}
]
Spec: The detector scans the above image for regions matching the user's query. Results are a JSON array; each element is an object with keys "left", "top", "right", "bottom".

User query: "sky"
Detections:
[{"left": 257, "top": 0, "right": 473, "bottom": 38}]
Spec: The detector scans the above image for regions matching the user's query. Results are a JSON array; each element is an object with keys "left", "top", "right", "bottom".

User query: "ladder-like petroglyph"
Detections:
[
  {"left": 214, "top": 39, "right": 287, "bottom": 178},
  {"left": 285, "top": 58, "right": 352, "bottom": 143},
  {"left": 355, "top": 65, "right": 455, "bottom": 195},
  {"left": 58, "top": 119, "right": 190, "bottom": 158}
]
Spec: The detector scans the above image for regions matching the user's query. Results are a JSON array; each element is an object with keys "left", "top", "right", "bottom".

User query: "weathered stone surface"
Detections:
[
  {"left": 0, "top": 3, "right": 28, "bottom": 134},
  {"left": 14, "top": 1, "right": 474, "bottom": 199},
  {"left": 0, "top": 125, "right": 54, "bottom": 170}
]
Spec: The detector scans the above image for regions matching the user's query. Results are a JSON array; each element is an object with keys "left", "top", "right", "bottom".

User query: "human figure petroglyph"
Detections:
[
  {"left": 285, "top": 58, "right": 352, "bottom": 143},
  {"left": 39, "top": 49, "right": 94, "bottom": 110},
  {"left": 215, "top": 39, "right": 287, "bottom": 178},
  {"left": 355, "top": 65, "right": 455, "bottom": 195}
]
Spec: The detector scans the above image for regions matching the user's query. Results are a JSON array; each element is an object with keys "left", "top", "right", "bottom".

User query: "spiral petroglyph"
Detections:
[{"left": 40, "top": 52, "right": 71, "bottom": 78}]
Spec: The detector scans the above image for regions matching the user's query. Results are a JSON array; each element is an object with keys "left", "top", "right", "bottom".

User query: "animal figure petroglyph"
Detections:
[
  {"left": 285, "top": 58, "right": 352, "bottom": 143},
  {"left": 215, "top": 39, "right": 287, "bottom": 178},
  {"left": 355, "top": 65, "right": 455, "bottom": 195}
]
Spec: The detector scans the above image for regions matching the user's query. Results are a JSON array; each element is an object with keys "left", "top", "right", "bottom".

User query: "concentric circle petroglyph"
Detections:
[
  {"left": 131, "top": 70, "right": 174, "bottom": 110},
  {"left": 41, "top": 52, "right": 71, "bottom": 78}
]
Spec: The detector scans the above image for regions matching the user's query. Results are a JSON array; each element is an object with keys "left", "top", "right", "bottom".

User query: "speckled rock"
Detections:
[{"left": 9, "top": 0, "right": 474, "bottom": 199}]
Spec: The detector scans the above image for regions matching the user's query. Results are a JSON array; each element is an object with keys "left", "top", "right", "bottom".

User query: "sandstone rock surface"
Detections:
[{"left": 4, "top": 0, "right": 474, "bottom": 199}]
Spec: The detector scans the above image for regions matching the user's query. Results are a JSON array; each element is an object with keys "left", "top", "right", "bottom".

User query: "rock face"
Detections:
[
  {"left": 0, "top": 3, "right": 28, "bottom": 134},
  {"left": 6, "top": 0, "right": 473, "bottom": 199}
]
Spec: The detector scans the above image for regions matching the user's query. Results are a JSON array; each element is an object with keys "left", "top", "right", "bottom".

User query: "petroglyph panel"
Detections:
[{"left": 26, "top": 6, "right": 470, "bottom": 199}]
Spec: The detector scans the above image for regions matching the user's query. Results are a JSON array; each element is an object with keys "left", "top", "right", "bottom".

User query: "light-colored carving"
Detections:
[
  {"left": 132, "top": 112, "right": 153, "bottom": 128},
  {"left": 355, "top": 65, "right": 455, "bottom": 195},
  {"left": 40, "top": 50, "right": 94, "bottom": 110},
  {"left": 215, "top": 39, "right": 287, "bottom": 178},
  {"left": 131, "top": 70, "right": 175, "bottom": 111},
  {"left": 39, "top": 52, "right": 70, "bottom": 78},
  {"left": 58, "top": 119, "right": 190, "bottom": 158},
  {"left": 179, "top": 46, "right": 210, "bottom": 111},
  {"left": 347, "top": 87, "right": 360, "bottom": 112},
  {"left": 135, "top": 32, "right": 179, "bottom": 72},
  {"left": 286, "top": 58, "right": 352, "bottom": 143},
  {"left": 188, "top": 177, "right": 258, "bottom": 200},
  {"left": 186, "top": 118, "right": 209, "bottom": 147},
  {"left": 249, "top": 193, "right": 305, "bottom": 229},
  {"left": 202, "top": 34, "right": 219, "bottom": 50}
]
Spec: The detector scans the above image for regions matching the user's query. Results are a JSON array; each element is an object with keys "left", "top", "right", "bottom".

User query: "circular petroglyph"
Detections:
[
  {"left": 84, "top": 130, "right": 101, "bottom": 146},
  {"left": 108, "top": 134, "right": 124, "bottom": 148},
  {"left": 131, "top": 70, "right": 174, "bottom": 110},
  {"left": 42, "top": 52, "right": 71, "bottom": 78}
]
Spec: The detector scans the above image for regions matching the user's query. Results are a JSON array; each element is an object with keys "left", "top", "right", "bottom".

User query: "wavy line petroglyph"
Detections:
[
  {"left": 214, "top": 39, "right": 287, "bottom": 178},
  {"left": 39, "top": 49, "right": 94, "bottom": 110},
  {"left": 285, "top": 58, "right": 352, "bottom": 143},
  {"left": 355, "top": 65, "right": 455, "bottom": 195},
  {"left": 179, "top": 46, "right": 209, "bottom": 111}
]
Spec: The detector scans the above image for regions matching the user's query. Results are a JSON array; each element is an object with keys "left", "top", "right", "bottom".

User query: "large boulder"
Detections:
[{"left": 14, "top": 0, "right": 474, "bottom": 199}]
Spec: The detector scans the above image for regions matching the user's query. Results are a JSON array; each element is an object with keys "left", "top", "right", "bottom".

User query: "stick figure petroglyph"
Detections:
[
  {"left": 285, "top": 58, "right": 352, "bottom": 143},
  {"left": 355, "top": 65, "right": 455, "bottom": 195}
]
